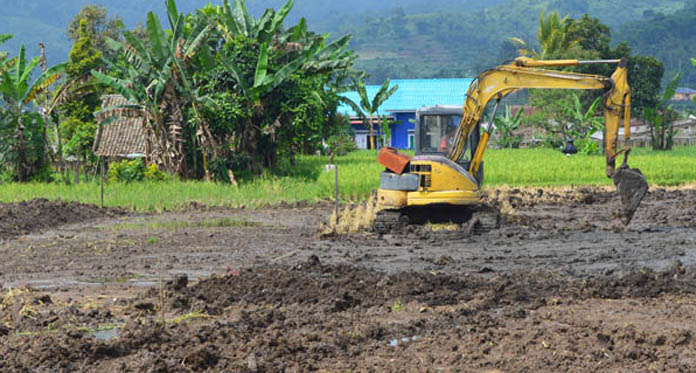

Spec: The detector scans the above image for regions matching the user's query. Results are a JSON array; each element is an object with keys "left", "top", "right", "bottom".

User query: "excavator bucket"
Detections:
[{"left": 612, "top": 165, "right": 648, "bottom": 225}]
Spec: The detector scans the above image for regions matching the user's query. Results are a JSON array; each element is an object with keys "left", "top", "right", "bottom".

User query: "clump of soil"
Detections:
[{"left": 0, "top": 198, "right": 125, "bottom": 239}]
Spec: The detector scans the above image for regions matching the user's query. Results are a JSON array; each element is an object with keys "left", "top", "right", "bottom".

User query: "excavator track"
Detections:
[
  {"left": 374, "top": 210, "right": 409, "bottom": 234},
  {"left": 374, "top": 205, "right": 501, "bottom": 235},
  {"left": 465, "top": 205, "right": 502, "bottom": 235}
]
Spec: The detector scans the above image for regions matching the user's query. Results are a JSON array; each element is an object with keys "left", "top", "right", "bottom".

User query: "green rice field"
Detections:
[{"left": 0, "top": 147, "right": 694, "bottom": 211}]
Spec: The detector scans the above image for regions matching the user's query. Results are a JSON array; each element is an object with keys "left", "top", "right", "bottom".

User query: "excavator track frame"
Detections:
[{"left": 374, "top": 204, "right": 501, "bottom": 235}]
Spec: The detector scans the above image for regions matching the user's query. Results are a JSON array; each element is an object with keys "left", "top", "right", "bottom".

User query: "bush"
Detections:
[
  {"left": 326, "top": 133, "right": 358, "bottom": 156},
  {"left": 496, "top": 135, "right": 523, "bottom": 149},
  {"left": 576, "top": 139, "right": 600, "bottom": 155},
  {"left": 108, "top": 159, "right": 170, "bottom": 183},
  {"left": 209, "top": 154, "right": 253, "bottom": 183}
]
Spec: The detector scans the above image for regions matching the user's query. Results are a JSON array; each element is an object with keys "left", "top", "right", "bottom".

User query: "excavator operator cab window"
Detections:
[{"left": 419, "top": 114, "right": 464, "bottom": 156}]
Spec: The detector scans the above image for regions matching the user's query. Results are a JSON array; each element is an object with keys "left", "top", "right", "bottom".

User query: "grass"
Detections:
[{"left": 0, "top": 148, "right": 694, "bottom": 211}]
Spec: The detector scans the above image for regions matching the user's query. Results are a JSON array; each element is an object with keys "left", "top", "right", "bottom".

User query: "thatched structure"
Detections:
[{"left": 93, "top": 95, "right": 148, "bottom": 159}]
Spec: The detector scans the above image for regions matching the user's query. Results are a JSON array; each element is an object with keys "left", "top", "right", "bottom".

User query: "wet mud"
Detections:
[
  {"left": 0, "top": 187, "right": 695, "bottom": 371},
  {"left": 0, "top": 198, "right": 125, "bottom": 240}
]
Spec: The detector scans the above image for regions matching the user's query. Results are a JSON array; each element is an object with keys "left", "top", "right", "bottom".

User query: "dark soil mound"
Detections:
[
  {"left": 0, "top": 198, "right": 125, "bottom": 239},
  {"left": 151, "top": 257, "right": 696, "bottom": 317},
  {"left": 1, "top": 260, "right": 695, "bottom": 372}
]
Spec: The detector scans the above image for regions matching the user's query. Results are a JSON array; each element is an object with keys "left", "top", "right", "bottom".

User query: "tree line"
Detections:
[{"left": 0, "top": 0, "right": 362, "bottom": 183}]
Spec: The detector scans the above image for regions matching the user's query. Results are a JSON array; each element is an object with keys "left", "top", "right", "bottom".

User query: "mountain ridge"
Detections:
[{"left": 1, "top": 0, "right": 694, "bottom": 86}]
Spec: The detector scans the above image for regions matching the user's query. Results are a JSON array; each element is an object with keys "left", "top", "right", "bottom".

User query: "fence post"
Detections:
[
  {"left": 334, "top": 165, "right": 339, "bottom": 218},
  {"left": 100, "top": 157, "right": 105, "bottom": 209}
]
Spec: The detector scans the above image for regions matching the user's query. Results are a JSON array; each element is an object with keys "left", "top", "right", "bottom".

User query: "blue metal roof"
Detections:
[
  {"left": 676, "top": 87, "right": 696, "bottom": 94},
  {"left": 338, "top": 78, "right": 474, "bottom": 117}
]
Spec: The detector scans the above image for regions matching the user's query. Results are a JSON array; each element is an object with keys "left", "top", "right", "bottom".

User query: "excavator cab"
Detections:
[
  {"left": 375, "top": 106, "right": 489, "bottom": 233},
  {"left": 415, "top": 105, "right": 483, "bottom": 184}
]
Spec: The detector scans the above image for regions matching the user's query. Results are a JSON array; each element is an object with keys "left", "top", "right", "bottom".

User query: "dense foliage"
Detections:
[
  {"left": 0, "top": 0, "right": 692, "bottom": 185},
  {"left": 90, "top": 0, "right": 358, "bottom": 181},
  {"left": 0, "top": 43, "right": 65, "bottom": 181}
]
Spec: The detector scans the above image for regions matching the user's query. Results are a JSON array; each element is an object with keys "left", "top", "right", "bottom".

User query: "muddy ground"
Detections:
[{"left": 0, "top": 187, "right": 695, "bottom": 372}]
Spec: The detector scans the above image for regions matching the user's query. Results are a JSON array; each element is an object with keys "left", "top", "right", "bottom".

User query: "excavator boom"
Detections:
[
  {"left": 449, "top": 57, "right": 630, "bottom": 176},
  {"left": 446, "top": 57, "right": 647, "bottom": 224}
]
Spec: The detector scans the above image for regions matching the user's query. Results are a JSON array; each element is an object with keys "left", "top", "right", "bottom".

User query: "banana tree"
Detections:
[
  {"left": 493, "top": 106, "right": 523, "bottom": 149},
  {"left": 341, "top": 78, "right": 398, "bottom": 150},
  {"left": 92, "top": 0, "right": 211, "bottom": 177},
  {"left": 561, "top": 93, "right": 604, "bottom": 153},
  {"left": 645, "top": 72, "right": 682, "bottom": 150},
  {"left": 215, "top": 0, "right": 294, "bottom": 45},
  {"left": 215, "top": 0, "right": 357, "bottom": 166},
  {"left": 0, "top": 45, "right": 65, "bottom": 181}
]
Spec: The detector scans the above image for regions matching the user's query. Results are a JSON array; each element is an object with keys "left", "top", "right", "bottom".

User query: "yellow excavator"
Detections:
[{"left": 375, "top": 57, "right": 648, "bottom": 233}]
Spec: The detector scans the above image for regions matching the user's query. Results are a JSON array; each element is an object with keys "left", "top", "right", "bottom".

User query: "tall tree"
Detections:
[
  {"left": 566, "top": 14, "right": 611, "bottom": 58},
  {"left": 0, "top": 45, "right": 65, "bottom": 181},
  {"left": 510, "top": 11, "right": 578, "bottom": 59},
  {"left": 208, "top": 0, "right": 357, "bottom": 170},
  {"left": 58, "top": 19, "right": 104, "bottom": 169},
  {"left": 67, "top": 5, "right": 124, "bottom": 57}
]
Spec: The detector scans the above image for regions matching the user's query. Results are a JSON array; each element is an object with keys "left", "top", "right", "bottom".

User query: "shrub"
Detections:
[
  {"left": 108, "top": 159, "right": 170, "bottom": 183},
  {"left": 327, "top": 133, "right": 358, "bottom": 156}
]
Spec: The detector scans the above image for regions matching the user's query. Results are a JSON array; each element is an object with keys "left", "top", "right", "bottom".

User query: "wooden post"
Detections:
[
  {"left": 74, "top": 162, "right": 80, "bottom": 185},
  {"left": 334, "top": 165, "right": 339, "bottom": 218},
  {"left": 100, "top": 157, "right": 105, "bottom": 209}
]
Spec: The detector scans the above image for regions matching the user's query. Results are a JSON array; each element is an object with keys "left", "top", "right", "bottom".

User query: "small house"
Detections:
[
  {"left": 674, "top": 87, "right": 696, "bottom": 101},
  {"left": 339, "top": 79, "right": 473, "bottom": 150},
  {"left": 93, "top": 95, "right": 149, "bottom": 160}
]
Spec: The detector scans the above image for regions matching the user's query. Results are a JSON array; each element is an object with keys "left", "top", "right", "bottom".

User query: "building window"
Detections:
[{"left": 408, "top": 130, "right": 415, "bottom": 149}]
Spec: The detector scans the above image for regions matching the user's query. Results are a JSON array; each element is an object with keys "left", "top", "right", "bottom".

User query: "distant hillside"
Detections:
[
  {"left": 343, "top": 0, "right": 690, "bottom": 83},
  {"left": 0, "top": 0, "right": 489, "bottom": 62},
  {"left": 1, "top": 0, "right": 693, "bottom": 87},
  {"left": 616, "top": 2, "right": 696, "bottom": 87}
]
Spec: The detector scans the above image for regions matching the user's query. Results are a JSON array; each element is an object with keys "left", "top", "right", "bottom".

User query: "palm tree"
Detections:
[
  {"left": 342, "top": 78, "right": 398, "bottom": 149},
  {"left": 92, "top": 0, "right": 212, "bottom": 177},
  {"left": 0, "top": 45, "right": 65, "bottom": 181},
  {"left": 510, "top": 11, "right": 577, "bottom": 60}
]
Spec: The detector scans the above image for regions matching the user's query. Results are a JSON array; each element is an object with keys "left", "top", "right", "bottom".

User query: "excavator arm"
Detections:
[
  {"left": 447, "top": 57, "right": 646, "bottom": 224},
  {"left": 449, "top": 57, "right": 632, "bottom": 178}
]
